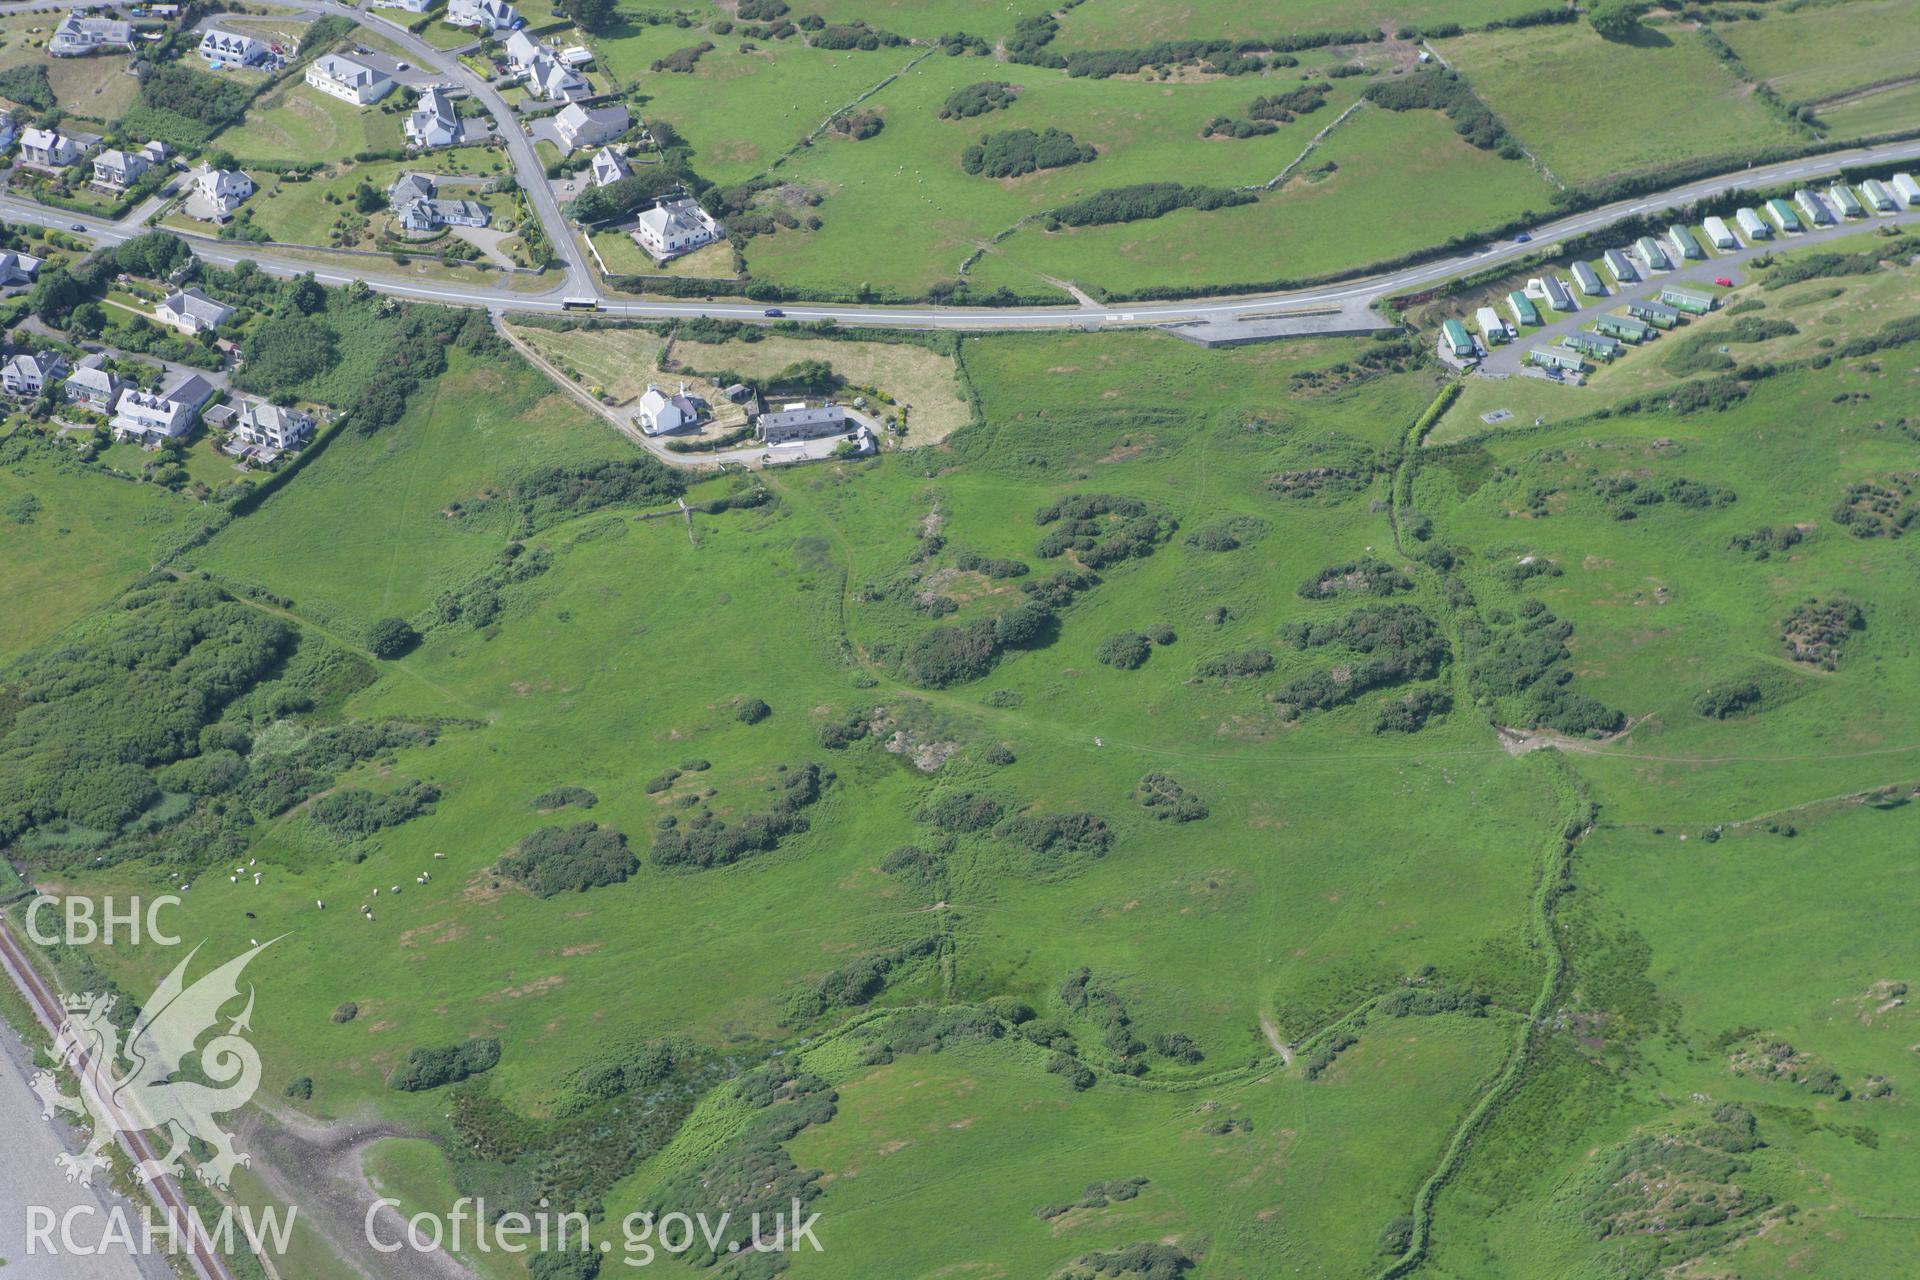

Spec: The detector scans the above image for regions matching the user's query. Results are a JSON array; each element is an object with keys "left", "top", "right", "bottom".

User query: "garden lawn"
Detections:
[{"left": 213, "top": 81, "right": 408, "bottom": 163}]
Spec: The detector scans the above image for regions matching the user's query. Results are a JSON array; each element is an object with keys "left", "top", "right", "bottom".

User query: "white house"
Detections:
[
  {"left": 387, "top": 173, "right": 491, "bottom": 231},
  {"left": 92, "top": 148, "right": 151, "bottom": 191},
  {"left": 111, "top": 373, "right": 216, "bottom": 444},
  {"left": 189, "top": 166, "right": 254, "bottom": 221},
  {"left": 198, "top": 28, "right": 266, "bottom": 64},
  {"left": 503, "top": 29, "right": 543, "bottom": 72},
  {"left": 20, "top": 128, "right": 82, "bottom": 169},
  {"left": 447, "top": 0, "right": 520, "bottom": 31},
  {"left": 2, "top": 351, "right": 68, "bottom": 397},
  {"left": 633, "top": 195, "right": 723, "bottom": 261},
  {"left": 1701, "top": 215, "right": 1736, "bottom": 250},
  {"left": 229, "top": 400, "right": 314, "bottom": 450},
  {"left": 633, "top": 382, "right": 703, "bottom": 435},
  {"left": 49, "top": 12, "right": 133, "bottom": 55},
  {"left": 525, "top": 56, "right": 588, "bottom": 101},
  {"left": 1735, "top": 206, "right": 1771, "bottom": 241},
  {"left": 553, "top": 102, "right": 627, "bottom": 153},
  {"left": 157, "top": 287, "right": 235, "bottom": 334},
  {"left": 1894, "top": 173, "right": 1920, "bottom": 207},
  {"left": 405, "top": 86, "right": 461, "bottom": 148},
  {"left": 590, "top": 146, "right": 631, "bottom": 187},
  {"left": 63, "top": 354, "right": 120, "bottom": 410},
  {"left": 306, "top": 53, "right": 393, "bottom": 106},
  {"left": 0, "top": 251, "right": 44, "bottom": 285}
]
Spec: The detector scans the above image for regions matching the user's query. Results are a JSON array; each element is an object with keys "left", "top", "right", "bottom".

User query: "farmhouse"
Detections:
[
  {"left": 63, "top": 354, "right": 121, "bottom": 410},
  {"left": 1527, "top": 346, "right": 1585, "bottom": 374},
  {"left": 633, "top": 195, "right": 724, "bottom": 262},
  {"left": 1765, "top": 197, "right": 1801, "bottom": 233},
  {"left": 157, "top": 287, "right": 236, "bottom": 334},
  {"left": 1667, "top": 224, "right": 1703, "bottom": 261},
  {"left": 553, "top": 102, "right": 628, "bottom": 152},
  {"left": 387, "top": 173, "right": 490, "bottom": 231},
  {"left": 1628, "top": 299, "right": 1680, "bottom": 328},
  {"left": 405, "top": 87, "right": 461, "bottom": 148},
  {"left": 0, "top": 251, "right": 45, "bottom": 285},
  {"left": 447, "top": 0, "right": 520, "bottom": 32},
  {"left": 2, "top": 351, "right": 68, "bottom": 397},
  {"left": 1595, "top": 314, "right": 1653, "bottom": 343},
  {"left": 111, "top": 373, "right": 216, "bottom": 444},
  {"left": 1505, "top": 290, "right": 1539, "bottom": 328},
  {"left": 1562, "top": 332, "right": 1622, "bottom": 362},
  {"left": 1828, "top": 184, "right": 1864, "bottom": 219},
  {"left": 49, "top": 12, "right": 133, "bottom": 55},
  {"left": 188, "top": 165, "right": 254, "bottom": 221},
  {"left": 590, "top": 147, "right": 631, "bottom": 187},
  {"left": 1634, "top": 236, "right": 1669, "bottom": 272},
  {"left": 633, "top": 382, "right": 705, "bottom": 435},
  {"left": 1602, "top": 248, "right": 1636, "bottom": 284},
  {"left": 1860, "top": 178, "right": 1897, "bottom": 212},
  {"left": 306, "top": 53, "right": 393, "bottom": 105},
  {"left": 1701, "top": 216, "right": 1736, "bottom": 250},
  {"left": 1569, "top": 260, "right": 1602, "bottom": 297},
  {"left": 228, "top": 400, "right": 315, "bottom": 451},
  {"left": 760, "top": 403, "right": 851, "bottom": 444},
  {"left": 1735, "top": 207, "right": 1771, "bottom": 240},
  {"left": 1793, "top": 189, "right": 1831, "bottom": 226},
  {"left": 199, "top": 28, "right": 266, "bottom": 64},
  {"left": 21, "top": 128, "right": 83, "bottom": 170},
  {"left": 1475, "top": 306, "right": 1509, "bottom": 345},
  {"left": 1893, "top": 173, "right": 1920, "bottom": 206},
  {"left": 1440, "top": 319, "right": 1476, "bottom": 360},
  {"left": 1659, "top": 288, "right": 1714, "bottom": 316}
]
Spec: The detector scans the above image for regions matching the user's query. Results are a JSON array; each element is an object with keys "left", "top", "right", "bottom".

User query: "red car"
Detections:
[{"left": 1714, "top": 276, "right": 1734, "bottom": 287}]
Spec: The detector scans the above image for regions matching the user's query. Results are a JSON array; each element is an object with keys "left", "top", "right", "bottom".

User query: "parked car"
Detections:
[{"left": 1714, "top": 276, "right": 1734, "bottom": 287}]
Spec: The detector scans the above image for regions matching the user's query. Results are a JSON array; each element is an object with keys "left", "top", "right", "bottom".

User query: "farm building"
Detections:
[
  {"left": 1861, "top": 179, "right": 1897, "bottom": 212},
  {"left": 1476, "top": 306, "right": 1510, "bottom": 344},
  {"left": 1506, "top": 291, "right": 1539, "bottom": 328},
  {"left": 1440, "top": 319, "right": 1476, "bottom": 360},
  {"left": 1894, "top": 173, "right": 1920, "bottom": 206},
  {"left": 1570, "top": 260, "right": 1602, "bottom": 297},
  {"left": 1595, "top": 314, "right": 1653, "bottom": 343},
  {"left": 1603, "top": 249, "right": 1636, "bottom": 283},
  {"left": 1628, "top": 299, "right": 1680, "bottom": 328},
  {"left": 1701, "top": 216, "right": 1736, "bottom": 250},
  {"left": 1765, "top": 198, "right": 1802, "bottom": 232},
  {"left": 1634, "top": 236, "right": 1670, "bottom": 272},
  {"left": 1828, "top": 184, "right": 1864, "bottom": 219},
  {"left": 1735, "top": 207, "right": 1771, "bottom": 240},
  {"left": 760, "top": 404, "right": 852, "bottom": 444},
  {"left": 1658, "top": 288, "right": 1714, "bottom": 316},
  {"left": 1793, "top": 189, "right": 1831, "bottom": 226},
  {"left": 1562, "top": 332, "right": 1622, "bottom": 362},
  {"left": 1667, "top": 225, "right": 1703, "bottom": 260},
  {"left": 1527, "top": 347, "right": 1585, "bottom": 373}
]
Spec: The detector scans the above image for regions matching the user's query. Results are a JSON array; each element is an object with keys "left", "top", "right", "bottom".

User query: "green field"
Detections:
[
  {"left": 1815, "top": 77, "right": 1920, "bottom": 139},
  {"left": 1716, "top": 0, "right": 1920, "bottom": 106},
  {"left": 213, "top": 81, "right": 408, "bottom": 163},
  {"left": 0, "top": 14, "right": 140, "bottom": 121},
  {"left": 1438, "top": 21, "right": 1801, "bottom": 187},
  {"left": 1051, "top": 0, "right": 1559, "bottom": 49}
]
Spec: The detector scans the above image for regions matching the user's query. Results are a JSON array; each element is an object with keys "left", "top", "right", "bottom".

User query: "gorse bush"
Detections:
[
  {"left": 390, "top": 1037, "right": 501, "bottom": 1091},
  {"left": 498, "top": 823, "right": 638, "bottom": 896},
  {"left": 961, "top": 128, "right": 1095, "bottom": 178}
]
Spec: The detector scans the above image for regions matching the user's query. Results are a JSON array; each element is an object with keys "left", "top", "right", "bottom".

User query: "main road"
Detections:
[{"left": 4, "top": 0, "right": 1918, "bottom": 335}]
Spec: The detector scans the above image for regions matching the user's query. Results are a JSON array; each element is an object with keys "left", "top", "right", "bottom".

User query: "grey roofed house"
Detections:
[
  {"left": 63, "top": 353, "right": 121, "bottom": 408},
  {"left": 759, "top": 404, "right": 851, "bottom": 444},
  {"left": 158, "top": 287, "right": 236, "bottom": 333},
  {"left": 113, "top": 374, "right": 213, "bottom": 443},
  {"left": 553, "top": 102, "right": 629, "bottom": 152},
  {"left": 2, "top": 350, "right": 69, "bottom": 396},
  {"left": 92, "top": 148, "right": 151, "bottom": 189},
  {"left": 0, "top": 250, "right": 44, "bottom": 285},
  {"left": 1602, "top": 248, "right": 1636, "bottom": 282},
  {"left": 525, "top": 55, "right": 588, "bottom": 101},
  {"left": 49, "top": 11, "right": 133, "bottom": 55},
  {"left": 1569, "top": 260, "right": 1602, "bottom": 295},
  {"left": 405, "top": 86, "right": 461, "bottom": 148},
  {"left": 387, "top": 173, "right": 491, "bottom": 231},
  {"left": 230, "top": 400, "right": 315, "bottom": 450},
  {"left": 590, "top": 146, "right": 631, "bottom": 187}
]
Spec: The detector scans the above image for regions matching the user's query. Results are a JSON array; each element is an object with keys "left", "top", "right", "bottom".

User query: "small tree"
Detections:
[
  {"left": 366, "top": 617, "right": 419, "bottom": 659},
  {"left": 568, "top": 0, "right": 614, "bottom": 31},
  {"left": 1589, "top": 0, "right": 1644, "bottom": 41}
]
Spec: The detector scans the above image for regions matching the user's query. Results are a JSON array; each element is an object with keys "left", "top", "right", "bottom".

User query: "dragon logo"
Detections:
[{"left": 31, "top": 940, "right": 275, "bottom": 1191}]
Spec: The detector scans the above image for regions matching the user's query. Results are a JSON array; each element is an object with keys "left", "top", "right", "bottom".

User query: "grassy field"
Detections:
[
  {"left": 976, "top": 103, "right": 1554, "bottom": 298},
  {"left": 213, "top": 81, "right": 409, "bottom": 164},
  {"left": 0, "top": 435, "right": 203, "bottom": 662},
  {"left": 672, "top": 331, "right": 972, "bottom": 442},
  {"left": 1815, "top": 77, "right": 1920, "bottom": 140},
  {"left": 1716, "top": 0, "right": 1920, "bottom": 106},
  {"left": 1437, "top": 22, "right": 1800, "bottom": 187},
  {"left": 0, "top": 14, "right": 139, "bottom": 121}
]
